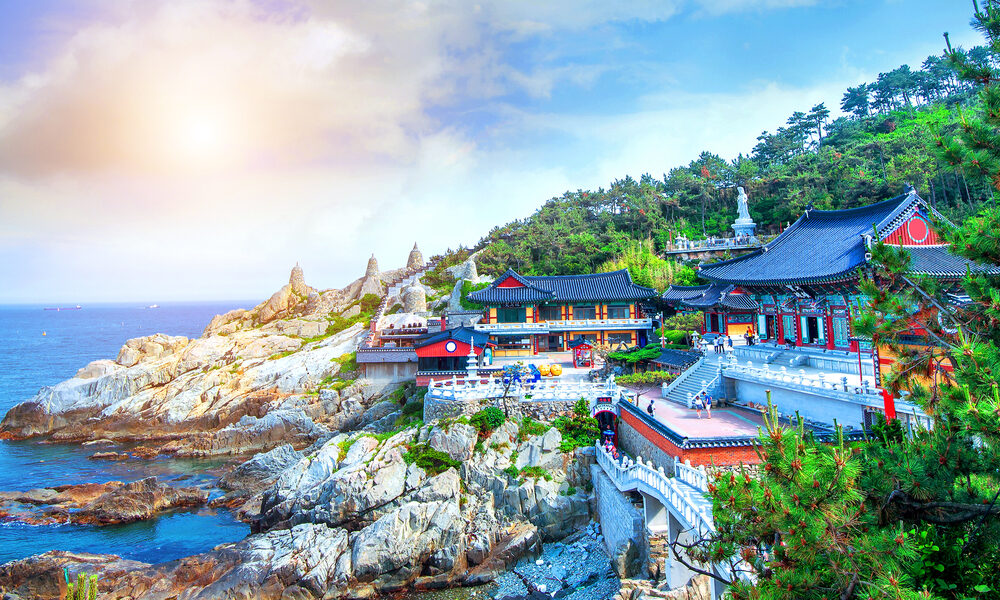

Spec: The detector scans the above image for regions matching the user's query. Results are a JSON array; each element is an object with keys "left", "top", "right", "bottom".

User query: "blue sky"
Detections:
[{"left": 0, "top": 0, "right": 985, "bottom": 303}]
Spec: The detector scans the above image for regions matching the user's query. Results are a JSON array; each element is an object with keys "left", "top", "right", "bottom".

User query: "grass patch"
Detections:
[
  {"left": 338, "top": 437, "right": 358, "bottom": 461},
  {"left": 334, "top": 352, "right": 359, "bottom": 373},
  {"left": 268, "top": 350, "right": 296, "bottom": 360}
]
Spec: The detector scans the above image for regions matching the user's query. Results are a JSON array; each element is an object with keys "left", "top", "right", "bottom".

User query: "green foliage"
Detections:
[
  {"left": 359, "top": 293, "right": 381, "bottom": 314},
  {"left": 469, "top": 406, "right": 505, "bottom": 435},
  {"left": 561, "top": 486, "right": 577, "bottom": 496},
  {"left": 268, "top": 350, "right": 296, "bottom": 360},
  {"left": 337, "top": 437, "right": 358, "bottom": 461},
  {"left": 607, "top": 343, "right": 662, "bottom": 364},
  {"left": 616, "top": 371, "right": 677, "bottom": 386},
  {"left": 335, "top": 352, "right": 358, "bottom": 374},
  {"left": 402, "top": 443, "right": 460, "bottom": 476},
  {"left": 518, "top": 466, "right": 552, "bottom": 481},
  {"left": 552, "top": 400, "right": 600, "bottom": 452},
  {"left": 518, "top": 416, "right": 549, "bottom": 441},
  {"left": 502, "top": 464, "right": 519, "bottom": 479},
  {"left": 460, "top": 281, "right": 489, "bottom": 310},
  {"left": 597, "top": 238, "right": 696, "bottom": 290},
  {"left": 64, "top": 572, "right": 98, "bottom": 600}
]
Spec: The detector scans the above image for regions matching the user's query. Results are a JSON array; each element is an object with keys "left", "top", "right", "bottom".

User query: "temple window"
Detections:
[
  {"left": 539, "top": 306, "right": 562, "bottom": 321},
  {"left": 607, "top": 305, "right": 630, "bottom": 319},
  {"left": 573, "top": 305, "right": 597, "bottom": 319},
  {"left": 497, "top": 307, "right": 525, "bottom": 323}
]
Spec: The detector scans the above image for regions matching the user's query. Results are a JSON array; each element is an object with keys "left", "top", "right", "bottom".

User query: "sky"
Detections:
[{"left": 0, "top": 0, "right": 985, "bottom": 303}]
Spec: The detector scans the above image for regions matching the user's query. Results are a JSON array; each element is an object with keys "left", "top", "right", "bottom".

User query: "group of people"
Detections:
[
  {"left": 693, "top": 392, "right": 713, "bottom": 419},
  {"left": 602, "top": 438, "right": 621, "bottom": 461},
  {"left": 744, "top": 326, "right": 758, "bottom": 346}
]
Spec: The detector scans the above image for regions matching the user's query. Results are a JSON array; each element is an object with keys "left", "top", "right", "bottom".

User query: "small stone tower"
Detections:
[
  {"left": 365, "top": 254, "right": 380, "bottom": 278},
  {"left": 289, "top": 262, "right": 311, "bottom": 296},
  {"left": 406, "top": 243, "right": 424, "bottom": 270}
]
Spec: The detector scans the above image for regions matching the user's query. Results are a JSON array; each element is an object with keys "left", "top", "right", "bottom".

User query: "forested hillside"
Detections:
[{"left": 457, "top": 45, "right": 996, "bottom": 283}]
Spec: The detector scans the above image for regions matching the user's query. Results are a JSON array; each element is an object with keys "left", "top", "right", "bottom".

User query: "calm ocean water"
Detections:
[{"left": 0, "top": 302, "right": 254, "bottom": 564}]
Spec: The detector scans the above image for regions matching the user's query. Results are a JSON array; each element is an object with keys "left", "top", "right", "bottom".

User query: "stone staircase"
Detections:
[{"left": 662, "top": 357, "right": 724, "bottom": 407}]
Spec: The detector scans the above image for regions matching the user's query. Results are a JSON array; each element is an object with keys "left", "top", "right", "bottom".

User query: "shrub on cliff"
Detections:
[
  {"left": 469, "top": 407, "right": 505, "bottom": 435},
  {"left": 552, "top": 399, "right": 600, "bottom": 452},
  {"left": 402, "top": 443, "right": 460, "bottom": 476}
]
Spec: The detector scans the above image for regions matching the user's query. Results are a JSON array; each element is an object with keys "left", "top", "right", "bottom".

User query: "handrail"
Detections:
[
  {"left": 595, "top": 441, "right": 754, "bottom": 585},
  {"left": 474, "top": 317, "right": 652, "bottom": 332},
  {"left": 425, "top": 375, "right": 623, "bottom": 403}
]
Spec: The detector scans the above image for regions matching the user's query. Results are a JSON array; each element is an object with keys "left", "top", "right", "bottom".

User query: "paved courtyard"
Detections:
[{"left": 632, "top": 389, "right": 765, "bottom": 438}]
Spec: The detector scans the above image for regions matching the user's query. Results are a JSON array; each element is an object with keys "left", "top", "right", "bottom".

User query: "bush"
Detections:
[
  {"left": 402, "top": 443, "right": 460, "bottom": 475},
  {"left": 662, "top": 329, "right": 688, "bottom": 345},
  {"left": 335, "top": 352, "right": 358, "bottom": 373},
  {"left": 518, "top": 466, "right": 553, "bottom": 481},
  {"left": 469, "top": 407, "right": 505, "bottom": 434},
  {"left": 359, "top": 293, "right": 381, "bottom": 314},
  {"left": 617, "top": 371, "right": 677, "bottom": 386},
  {"left": 518, "top": 416, "right": 548, "bottom": 441},
  {"left": 402, "top": 400, "right": 424, "bottom": 417},
  {"left": 554, "top": 400, "right": 601, "bottom": 452}
]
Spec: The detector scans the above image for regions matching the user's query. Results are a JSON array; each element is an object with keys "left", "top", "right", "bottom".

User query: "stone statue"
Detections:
[
  {"left": 731, "top": 186, "right": 757, "bottom": 241},
  {"left": 736, "top": 187, "right": 752, "bottom": 223}
]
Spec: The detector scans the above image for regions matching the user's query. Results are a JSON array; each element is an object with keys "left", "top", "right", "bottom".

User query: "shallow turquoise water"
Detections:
[{"left": 0, "top": 302, "right": 254, "bottom": 564}]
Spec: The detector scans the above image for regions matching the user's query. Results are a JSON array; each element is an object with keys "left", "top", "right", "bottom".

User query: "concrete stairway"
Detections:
[{"left": 663, "top": 357, "right": 724, "bottom": 407}]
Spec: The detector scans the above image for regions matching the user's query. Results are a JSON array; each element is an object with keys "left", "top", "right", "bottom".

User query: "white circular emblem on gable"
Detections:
[{"left": 445, "top": 341, "right": 457, "bottom": 353}]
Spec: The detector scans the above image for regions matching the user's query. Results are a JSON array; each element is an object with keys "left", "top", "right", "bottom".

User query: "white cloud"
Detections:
[{"left": 692, "top": 0, "right": 821, "bottom": 15}]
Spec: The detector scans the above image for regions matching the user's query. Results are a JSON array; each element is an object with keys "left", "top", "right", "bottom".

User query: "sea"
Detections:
[{"left": 0, "top": 302, "right": 254, "bottom": 565}]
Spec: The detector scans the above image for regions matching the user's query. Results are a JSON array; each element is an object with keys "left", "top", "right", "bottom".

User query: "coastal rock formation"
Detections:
[
  {"left": 0, "top": 478, "right": 207, "bottom": 526},
  {"left": 0, "top": 421, "right": 596, "bottom": 599},
  {"left": 0, "top": 263, "right": 383, "bottom": 456}
]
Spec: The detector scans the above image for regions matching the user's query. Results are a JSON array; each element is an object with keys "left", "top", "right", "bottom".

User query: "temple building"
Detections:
[
  {"left": 414, "top": 327, "right": 495, "bottom": 386},
  {"left": 663, "top": 189, "right": 998, "bottom": 358},
  {"left": 468, "top": 269, "right": 658, "bottom": 356}
]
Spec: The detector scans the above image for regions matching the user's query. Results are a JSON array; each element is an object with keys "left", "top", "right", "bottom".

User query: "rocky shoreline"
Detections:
[{"left": 0, "top": 264, "right": 631, "bottom": 600}]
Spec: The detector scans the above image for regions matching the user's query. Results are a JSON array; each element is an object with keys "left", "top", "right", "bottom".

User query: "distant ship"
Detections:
[
  {"left": 43, "top": 305, "right": 82, "bottom": 311},
  {"left": 146, "top": 304, "right": 160, "bottom": 309}
]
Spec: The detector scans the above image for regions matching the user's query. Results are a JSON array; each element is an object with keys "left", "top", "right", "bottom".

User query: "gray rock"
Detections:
[
  {"left": 429, "top": 423, "right": 478, "bottom": 461},
  {"left": 219, "top": 444, "right": 304, "bottom": 493}
]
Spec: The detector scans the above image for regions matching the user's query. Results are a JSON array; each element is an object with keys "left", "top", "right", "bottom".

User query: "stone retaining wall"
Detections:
[
  {"left": 423, "top": 396, "right": 578, "bottom": 423},
  {"left": 591, "top": 464, "right": 647, "bottom": 578},
  {"left": 617, "top": 417, "right": 678, "bottom": 475}
]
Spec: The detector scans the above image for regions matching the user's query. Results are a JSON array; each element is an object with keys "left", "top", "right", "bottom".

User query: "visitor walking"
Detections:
[
  {"left": 726, "top": 334, "right": 733, "bottom": 352},
  {"left": 647, "top": 400, "right": 655, "bottom": 417},
  {"left": 705, "top": 394, "right": 713, "bottom": 419},
  {"left": 693, "top": 394, "right": 705, "bottom": 419}
]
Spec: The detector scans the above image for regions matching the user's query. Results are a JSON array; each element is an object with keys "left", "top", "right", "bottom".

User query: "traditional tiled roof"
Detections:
[
  {"left": 468, "top": 269, "right": 657, "bottom": 304},
  {"left": 415, "top": 326, "right": 494, "bottom": 349},
  {"left": 662, "top": 282, "right": 759, "bottom": 311},
  {"left": 906, "top": 246, "right": 1000, "bottom": 278},
  {"left": 661, "top": 284, "right": 712, "bottom": 301},
  {"left": 651, "top": 348, "right": 701, "bottom": 369},
  {"left": 698, "top": 193, "right": 915, "bottom": 286}
]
